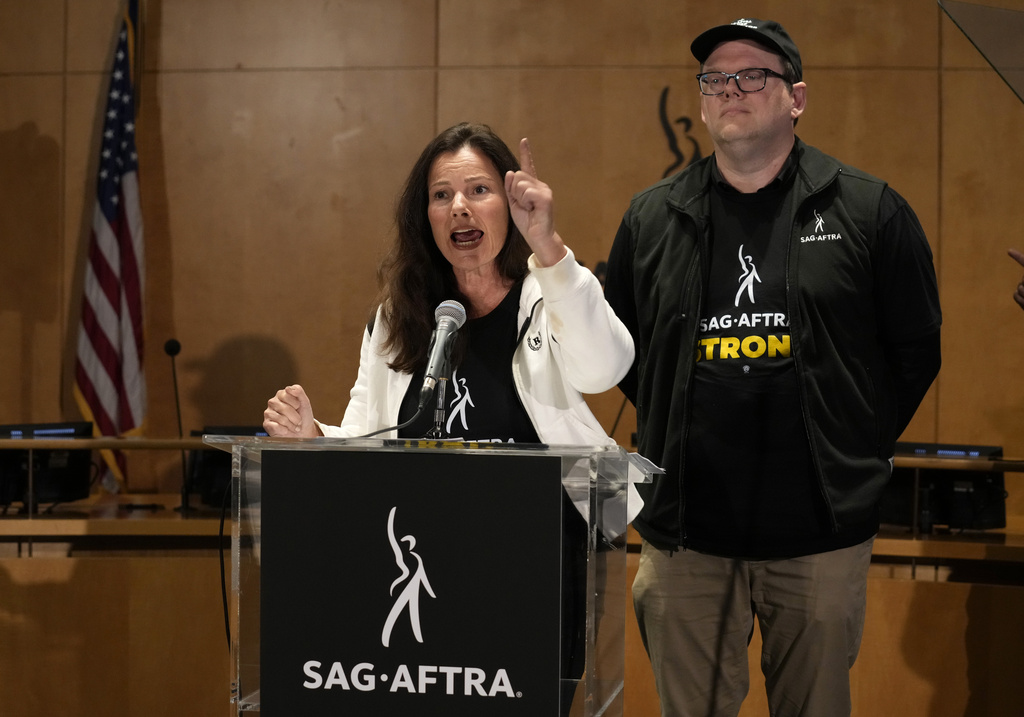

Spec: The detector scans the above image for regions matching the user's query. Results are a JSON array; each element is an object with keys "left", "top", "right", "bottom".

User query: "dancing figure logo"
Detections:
[
  {"left": 381, "top": 506, "right": 436, "bottom": 648},
  {"left": 734, "top": 244, "right": 761, "bottom": 307}
]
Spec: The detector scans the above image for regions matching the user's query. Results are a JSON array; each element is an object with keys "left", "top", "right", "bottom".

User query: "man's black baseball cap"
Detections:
[{"left": 690, "top": 18, "right": 803, "bottom": 81}]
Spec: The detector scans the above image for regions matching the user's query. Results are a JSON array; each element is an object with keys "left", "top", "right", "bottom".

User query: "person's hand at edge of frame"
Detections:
[{"left": 1009, "top": 248, "right": 1024, "bottom": 311}]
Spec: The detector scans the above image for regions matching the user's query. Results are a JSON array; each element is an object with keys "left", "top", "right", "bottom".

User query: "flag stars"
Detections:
[{"left": 78, "top": 8, "right": 146, "bottom": 463}]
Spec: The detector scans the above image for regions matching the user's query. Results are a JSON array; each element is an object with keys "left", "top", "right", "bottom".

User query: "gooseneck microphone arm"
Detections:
[
  {"left": 424, "top": 377, "right": 449, "bottom": 440},
  {"left": 164, "top": 338, "right": 191, "bottom": 514},
  {"left": 164, "top": 339, "right": 184, "bottom": 436}
]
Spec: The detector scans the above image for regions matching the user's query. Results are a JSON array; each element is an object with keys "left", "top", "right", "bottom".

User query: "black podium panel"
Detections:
[{"left": 260, "top": 449, "right": 565, "bottom": 716}]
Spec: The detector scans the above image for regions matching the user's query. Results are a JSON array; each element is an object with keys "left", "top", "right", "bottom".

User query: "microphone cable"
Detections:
[{"left": 357, "top": 404, "right": 428, "bottom": 439}]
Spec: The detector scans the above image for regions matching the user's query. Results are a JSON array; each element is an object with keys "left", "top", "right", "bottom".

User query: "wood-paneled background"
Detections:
[{"left": 2, "top": 0, "right": 1023, "bottom": 513}]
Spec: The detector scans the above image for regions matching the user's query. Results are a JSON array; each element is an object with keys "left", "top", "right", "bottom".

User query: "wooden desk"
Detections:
[
  {"left": 880, "top": 454, "right": 1024, "bottom": 564},
  {"left": 0, "top": 489, "right": 231, "bottom": 717},
  {"left": 0, "top": 436, "right": 213, "bottom": 516}
]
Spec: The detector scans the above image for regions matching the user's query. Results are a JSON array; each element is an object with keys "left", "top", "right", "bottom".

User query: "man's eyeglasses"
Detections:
[{"left": 696, "top": 68, "right": 787, "bottom": 96}]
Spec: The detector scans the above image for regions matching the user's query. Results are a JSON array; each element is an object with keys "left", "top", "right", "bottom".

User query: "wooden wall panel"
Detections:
[
  {"left": 65, "top": 0, "right": 124, "bottom": 73},
  {"left": 779, "top": 0, "right": 938, "bottom": 69},
  {"left": 0, "top": 0, "right": 65, "bottom": 73},
  {"left": 439, "top": 1, "right": 699, "bottom": 67},
  {"left": 438, "top": 0, "right": 936, "bottom": 69},
  {"left": 0, "top": 75, "right": 66, "bottom": 425},
  {"left": 938, "top": 0, "right": 1024, "bottom": 511},
  {"left": 938, "top": 67, "right": 1024, "bottom": 514},
  {"left": 0, "top": 556, "right": 230, "bottom": 717},
  {"left": 149, "top": 0, "right": 437, "bottom": 70},
  {"left": 797, "top": 70, "right": 940, "bottom": 225}
]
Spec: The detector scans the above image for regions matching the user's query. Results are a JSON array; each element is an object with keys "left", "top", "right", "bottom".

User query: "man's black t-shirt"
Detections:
[{"left": 683, "top": 165, "right": 838, "bottom": 559}]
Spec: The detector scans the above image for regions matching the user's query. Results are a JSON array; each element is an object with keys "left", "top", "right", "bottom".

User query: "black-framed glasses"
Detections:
[{"left": 696, "top": 68, "right": 787, "bottom": 95}]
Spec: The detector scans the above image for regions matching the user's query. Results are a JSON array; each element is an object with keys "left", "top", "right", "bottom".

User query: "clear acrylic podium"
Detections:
[{"left": 206, "top": 435, "right": 654, "bottom": 717}]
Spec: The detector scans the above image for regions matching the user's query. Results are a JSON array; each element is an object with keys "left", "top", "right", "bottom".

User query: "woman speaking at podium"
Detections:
[
  {"left": 262, "top": 122, "right": 634, "bottom": 716},
  {"left": 263, "top": 122, "right": 633, "bottom": 447}
]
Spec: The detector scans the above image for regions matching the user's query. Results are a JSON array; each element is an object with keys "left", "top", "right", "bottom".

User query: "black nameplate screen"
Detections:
[{"left": 260, "top": 449, "right": 564, "bottom": 716}]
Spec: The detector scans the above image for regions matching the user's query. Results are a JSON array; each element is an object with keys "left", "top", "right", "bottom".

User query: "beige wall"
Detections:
[{"left": 2, "top": 0, "right": 1024, "bottom": 500}]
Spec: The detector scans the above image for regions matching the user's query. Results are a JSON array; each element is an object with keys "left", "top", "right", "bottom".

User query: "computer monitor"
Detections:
[
  {"left": 186, "top": 426, "right": 267, "bottom": 508},
  {"left": 881, "top": 442, "right": 1007, "bottom": 532},
  {"left": 0, "top": 422, "right": 95, "bottom": 511}
]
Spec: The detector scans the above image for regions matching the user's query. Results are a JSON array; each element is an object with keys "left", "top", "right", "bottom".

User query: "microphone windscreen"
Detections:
[
  {"left": 434, "top": 300, "right": 467, "bottom": 329},
  {"left": 164, "top": 338, "right": 182, "bottom": 357}
]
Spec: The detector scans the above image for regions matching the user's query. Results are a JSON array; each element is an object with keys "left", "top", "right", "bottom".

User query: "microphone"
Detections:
[
  {"left": 418, "top": 300, "right": 467, "bottom": 409},
  {"left": 165, "top": 338, "right": 190, "bottom": 514},
  {"left": 164, "top": 339, "right": 184, "bottom": 438}
]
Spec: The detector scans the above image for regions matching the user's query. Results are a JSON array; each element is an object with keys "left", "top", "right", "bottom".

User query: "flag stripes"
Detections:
[{"left": 73, "top": 0, "right": 145, "bottom": 490}]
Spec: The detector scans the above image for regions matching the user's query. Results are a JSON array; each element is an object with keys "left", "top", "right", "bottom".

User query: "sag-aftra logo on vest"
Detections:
[{"left": 799, "top": 209, "right": 843, "bottom": 243}]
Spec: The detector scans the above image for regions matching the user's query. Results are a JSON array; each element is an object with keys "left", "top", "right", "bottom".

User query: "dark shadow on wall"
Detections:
[
  {"left": 897, "top": 569, "right": 968, "bottom": 716},
  {"left": 950, "top": 562, "right": 1024, "bottom": 717},
  {"left": 0, "top": 122, "right": 60, "bottom": 421},
  {"left": 898, "top": 560, "right": 1024, "bottom": 716},
  {"left": 185, "top": 334, "right": 300, "bottom": 430}
]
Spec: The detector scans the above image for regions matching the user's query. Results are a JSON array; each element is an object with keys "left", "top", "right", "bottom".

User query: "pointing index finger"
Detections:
[{"left": 519, "top": 137, "right": 537, "bottom": 178}]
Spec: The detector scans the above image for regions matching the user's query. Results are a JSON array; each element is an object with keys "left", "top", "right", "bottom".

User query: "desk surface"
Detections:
[
  {"left": 626, "top": 515, "right": 1024, "bottom": 563},
  {"left": 873, "top": 524, "right": 1024, "bottom": 562},
  {"left": 0, "top": 437, "right": 209, "bottom": 451},
  {"left": 0, "top": 494, "right": 225, "bottom": 537},
  {"left": 894, "top": 455, "right": 1024, "bottom": 472}
]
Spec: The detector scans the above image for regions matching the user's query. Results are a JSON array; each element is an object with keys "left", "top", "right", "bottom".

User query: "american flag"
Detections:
[{"left": 73, "top": 0, "right": 146, "bottom": 491}]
